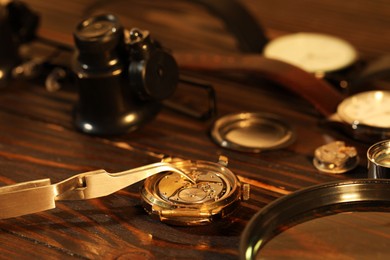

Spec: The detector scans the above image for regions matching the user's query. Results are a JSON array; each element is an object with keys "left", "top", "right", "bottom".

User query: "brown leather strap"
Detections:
[
  {"left": 351, "top": 54, "right": 390, "bottom": 92},
  {"left": 186, "top": 0, "right": 268, "bottom": 53},
  {"left": 173, "top": 52, "right": 344, "bottom": 117}
]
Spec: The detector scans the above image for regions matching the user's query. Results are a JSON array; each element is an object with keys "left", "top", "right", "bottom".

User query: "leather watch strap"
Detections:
[
  {"left": 350, "top": 54, "right": 390, "bottom": 91},
  {"left": 83, "top": 0, "right": 268, "bottom": 53},
  {"left": 188, "top": 0, "right": 268, "bottom": 53},
  {"left": 174, "top": 52, "right": 344, "bottom": 117}
]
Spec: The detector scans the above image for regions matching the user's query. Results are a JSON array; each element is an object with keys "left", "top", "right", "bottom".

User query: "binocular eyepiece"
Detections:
[{"left": 72, "top": 14, "right": 178, "bottom": 135}]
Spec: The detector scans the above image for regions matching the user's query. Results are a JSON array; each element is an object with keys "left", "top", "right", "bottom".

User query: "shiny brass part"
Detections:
[
  {"left": 241, "top": 183, "right": 251, "bottom": 201},
  {"left": 0, "top": 162, "right": 194, "bottom": 219},
  {"left": 141, "top": 157, "right": 250, "bottom": 225},
  {"left": 313, "top": 141, "right": 359, "bottom": 174}
]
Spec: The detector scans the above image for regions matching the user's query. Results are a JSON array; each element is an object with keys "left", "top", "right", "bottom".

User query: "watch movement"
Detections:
[
  {"left": 141, "top": 156, "right": 250, "bottom": 225},
  {"left": 0, "top": 156, "right": 249, "bottom": 225}
]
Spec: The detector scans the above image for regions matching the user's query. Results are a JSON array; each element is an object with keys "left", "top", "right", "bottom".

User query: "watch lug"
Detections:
[
  {"left": 218, "top": 155, "right": 228, "bottom": 167},
  {"left": 241, "top": 183, "right": 250, "bottom": 201}
]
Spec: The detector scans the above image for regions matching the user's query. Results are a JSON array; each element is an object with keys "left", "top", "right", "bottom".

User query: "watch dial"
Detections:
[
  {"left": 264, "top": 32, "right": 357, "bottom": 73},
  {"left": 337, "top": 90, "right": 390, "bottom": 128}
]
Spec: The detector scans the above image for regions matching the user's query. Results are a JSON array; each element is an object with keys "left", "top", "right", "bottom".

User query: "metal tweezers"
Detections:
[{"left": 0, "top": 162, "right": 195, "bottom": 219}]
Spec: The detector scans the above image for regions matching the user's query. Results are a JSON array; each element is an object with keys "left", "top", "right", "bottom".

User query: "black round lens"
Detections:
[{"left": 77, "top": 20, "right": 115, "bottom": 39}]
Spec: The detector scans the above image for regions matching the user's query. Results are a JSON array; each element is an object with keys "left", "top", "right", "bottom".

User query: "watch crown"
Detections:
[
  {"left": 241, "top": 183, "right": 250, "bottom": 201},
  {"left": 218, "top": 155, "right": 228, "bottom": 166}
]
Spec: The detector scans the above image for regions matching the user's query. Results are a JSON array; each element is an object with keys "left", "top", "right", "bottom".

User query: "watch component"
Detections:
[
  {"left": 141, "top": 156, "right": 250, "bottom": 225},
  {"left": 240, "top": 179, "right": 390, "bottom": 260},
  {"left": 263, "top": 32, "right": 357, "bottom": 74},
  {"left": 367, "top": 139, "right": 390, "bottom": 179},
  {"left": 163, "top": 76, "right": 217, "bottom": 120},
  {"left": 332, "top": 90, "right": 390, "bottom": 142},
  {"left": 0, "top": 162, "right": 194, "bottom": 219},
  {"left": 210, "top": 112, "right": 295, "bottom": 153},
  {"left": 337, "top": 90, "right": 390, "bottom": 129},
  {"left": 313, "top": 141, "right": 359, "bottom": 174}
]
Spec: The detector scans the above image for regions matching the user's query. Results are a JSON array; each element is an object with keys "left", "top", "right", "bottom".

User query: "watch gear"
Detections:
[
  {"left": 313, "top": 141, "right": 359, "bottom": 174},
  {"left": 141, "top": 156, "right": 250, "bottom": 225}
]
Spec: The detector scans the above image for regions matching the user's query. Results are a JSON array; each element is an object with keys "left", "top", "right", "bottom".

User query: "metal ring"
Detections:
[
  {"left": 367, "top": 139, "right": 390, "bottom": 178},
  {"left": 239, "top": 179, "right": 390, "bottom": 260},
  {"left": 210, "top": 112, "right": 295, "bottom": 153}
]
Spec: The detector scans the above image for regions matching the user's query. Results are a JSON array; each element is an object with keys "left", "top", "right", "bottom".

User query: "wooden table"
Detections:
[{"left": 0, "top": 0, "right": 389, "bottom": 259}]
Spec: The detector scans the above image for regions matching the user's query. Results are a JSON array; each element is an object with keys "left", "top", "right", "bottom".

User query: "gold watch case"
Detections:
[{"left": 140, "top": 156, "right": 250, "bottom": 225}]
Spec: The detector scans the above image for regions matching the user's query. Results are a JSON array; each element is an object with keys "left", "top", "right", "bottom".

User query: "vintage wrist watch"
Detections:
[
  {"left": 328, "top": 90, "right": 390, "bottom": 142},
  {"left": 174, "top": 53, "right": 390, "bottom": 142},
  {"left": 263, "top": 32, "right": 359, "bottom": 90},
  {"left": 0, "top": 156, "right": 249, "bottom": 225},
  {"left": 264, "top": 33, "right": 358, "bottom": 74},
  {"left": 367, "top": 139, "right": 390, "bottom": 179}
]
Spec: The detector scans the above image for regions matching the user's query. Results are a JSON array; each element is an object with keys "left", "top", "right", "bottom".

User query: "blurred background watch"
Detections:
[{"left": 263, "top": 32, "right": 360, "bottom": 91}]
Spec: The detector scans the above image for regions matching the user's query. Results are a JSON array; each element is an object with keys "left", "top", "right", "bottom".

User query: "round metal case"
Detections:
[
  {"left": 140, "top": 156, "right": 250, "bottom": 225},
  {"left": 210, "top": 112, "right": 295, "bottom": 153},
  {"left": 367, "top": 139, "right": 390, "bottom": 179},
  {"left": 337, "top": 90, "right": 390, "bottom": 129},
  {"left": 333, "top": 90, "right": 390, "bottom": 142},
  {"left": 239, "top": 179, "right": 390, "bottom": 259}
]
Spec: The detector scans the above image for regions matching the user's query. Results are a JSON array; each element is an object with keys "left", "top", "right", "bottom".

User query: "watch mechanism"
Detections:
[{"left": 141, "top": 156, "right": 250, "bottom": 225}]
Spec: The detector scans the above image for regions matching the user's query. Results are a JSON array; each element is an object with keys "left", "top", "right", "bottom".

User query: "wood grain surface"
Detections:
[{"left": 0, "top": 0, "right": 389, "bottom": 259}]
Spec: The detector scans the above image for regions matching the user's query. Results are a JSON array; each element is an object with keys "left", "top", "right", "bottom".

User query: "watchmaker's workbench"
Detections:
[{"left": 0, "top": 0, "right": 389, "bottom": 259}]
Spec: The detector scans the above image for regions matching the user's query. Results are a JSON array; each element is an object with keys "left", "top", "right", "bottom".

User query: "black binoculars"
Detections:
[{"left": 72, "top": 14, "right": 179, "bottom": 135}]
